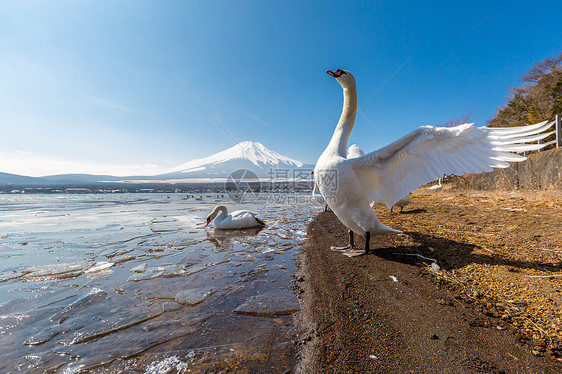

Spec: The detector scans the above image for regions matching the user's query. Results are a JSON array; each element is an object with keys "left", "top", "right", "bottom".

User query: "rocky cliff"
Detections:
[{"left": 454, "top": 148, "right": 562, "bottom": 190}]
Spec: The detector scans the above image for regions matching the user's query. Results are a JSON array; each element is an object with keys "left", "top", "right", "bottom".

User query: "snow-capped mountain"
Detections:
[
  {"left": 160, "top": 141, "right": 310, "bottom": 179},
  {"left": 0, "top": 141, "right": 313, "bottom": 186}
]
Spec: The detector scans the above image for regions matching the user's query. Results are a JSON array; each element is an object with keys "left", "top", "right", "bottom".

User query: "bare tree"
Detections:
[
  {"left": 438, "top": 112, "right": 472, "bottom": 127},
  {"left": 489, "top": 52, "right": 562, "bottom": 129},
  {"left": 520, "top": 52, "right": 562, "bottom": 83}
]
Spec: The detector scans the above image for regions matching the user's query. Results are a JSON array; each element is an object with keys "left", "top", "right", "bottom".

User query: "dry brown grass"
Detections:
[{"left": 373, "top": 187, "right": 562, "bottom": 355}]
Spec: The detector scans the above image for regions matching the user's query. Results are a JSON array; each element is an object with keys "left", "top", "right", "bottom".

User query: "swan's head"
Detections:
[
  {"left": 327, "top": 69, "right": 355, "bottom": 89},
  {"left": 205, "top": 205, "right": 226, "bottom": 226}
]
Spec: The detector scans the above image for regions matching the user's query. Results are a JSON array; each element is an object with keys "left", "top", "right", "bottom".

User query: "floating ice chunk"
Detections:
[
  {"left": 160, "top": 264, "right": 187, "bottom": 277},
  {"left": 49, "top": 288, "right": 107, "bottom": 324},
  {"left": 174, "top": 288, "right": 215, "bottom": 306},
  {"left": 128, "top": 268, "right": 165, "bottom": 282},
  {"left": 389, "top": 275, "right": 398, "bottom": 282},
  {"left": 24, "top": 262, "right": 88, "bottom": 280},
  {"left": 85, "top": 262, "right": 114, "bottom": 274},
  {"left": 111, "top": 255, "right": 136, "bottom": 264},
  {"left": 234, "top": 291, "right": 300, "bottom": 317},
  {"left": 62, "top": 308, "right": 162, "bottom": 345},
  {"left": 130, "top": 263, "right": 147, "bottom": 273},
  {"left": 25, "top": 324, "right": 70, "bottom": 346}
]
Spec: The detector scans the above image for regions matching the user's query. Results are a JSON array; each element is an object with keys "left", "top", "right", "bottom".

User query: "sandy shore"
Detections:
[{"left": 294, "top": 189, "right": 562, "bottom": 373}]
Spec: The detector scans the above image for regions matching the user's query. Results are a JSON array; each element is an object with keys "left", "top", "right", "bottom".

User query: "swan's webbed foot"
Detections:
[
  {"left": 331, "top": 229, "right": 357, "bottom": 253},
  {"left": 331, "top": 244, "right": 354, "bottom": 252},
  {"left": 341, "top": 248, "right": 367, "bottom": 257}
]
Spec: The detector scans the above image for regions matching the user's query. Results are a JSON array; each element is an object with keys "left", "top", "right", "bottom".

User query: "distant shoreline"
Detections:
[{"left": 0, "top": 182, "right": 314, "bottom": 194}]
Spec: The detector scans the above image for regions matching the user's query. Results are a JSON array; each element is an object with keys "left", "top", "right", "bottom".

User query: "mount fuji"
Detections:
[
  {"left": 158, "top": 141, "right": 312, "bottom": 180},
  {"left": 0, "top": 141, "right": 314, "bottom": 186}
]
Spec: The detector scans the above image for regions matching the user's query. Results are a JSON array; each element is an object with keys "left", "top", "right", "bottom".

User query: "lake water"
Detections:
[{"left": 0, "top": 193, "right": 320, "bottom": 373}]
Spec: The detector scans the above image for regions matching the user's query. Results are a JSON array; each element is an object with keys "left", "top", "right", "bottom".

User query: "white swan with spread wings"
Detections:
[{"left": 315, "top": 69, "right": 551, "bottom": 256}]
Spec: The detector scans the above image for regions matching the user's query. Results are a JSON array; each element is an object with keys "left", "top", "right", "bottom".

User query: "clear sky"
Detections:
[{"left": 1, "top": 0, "right": 561, "bottom": 176}]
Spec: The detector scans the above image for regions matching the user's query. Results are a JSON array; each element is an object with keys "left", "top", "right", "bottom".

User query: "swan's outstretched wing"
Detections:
[{"left": 352, "top": 121, "right": 553, "bottom": 208}]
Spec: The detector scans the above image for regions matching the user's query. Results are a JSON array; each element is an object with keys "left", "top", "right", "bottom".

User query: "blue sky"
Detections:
[{"left": 1, "top": 0, "right": 560, "bottom": 176}]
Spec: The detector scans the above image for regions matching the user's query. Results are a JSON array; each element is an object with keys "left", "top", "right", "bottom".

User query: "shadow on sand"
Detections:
[{"left": 371, "top": 230, "right": 561, "bottom": 274}]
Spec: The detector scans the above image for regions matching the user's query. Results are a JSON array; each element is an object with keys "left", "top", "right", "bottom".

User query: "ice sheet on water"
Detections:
[
  {"left": 25, "top": 323, "right": 71, "bottom": 346},
  {"left": 233, "top": 291, "right": 300, "bottom": 317},
  {"left": 85, "top": 261, "right": 114, "bottom": 275},
  {"left": 130, "top": 263, "right": 147, "bottom": 273},
  {"left": 127, "top": 264, "right": 188, "bottom": 281},
  {"left": 0, "top": 307, "right": 58, "bottom": 338},
  {"left": 128, "top": 268, "right": 165, "bottom": 282},
  {"left": 174, "top": 287, "right": 215, "bottom": 306},
  {"left": 23, "top": 262, "right": 89, "bottom": 281},
  {"left": 54, "top": 317, "right": 195, "bottom": 371},
  {"left": 60, "top": 306, "right": 162, "bottom": 345},
  {"left": 25, "top": 288, "right": 109, "bottom": 345},
  {"left": 49, "top": 288, "right": 107, "bottom": 324}
]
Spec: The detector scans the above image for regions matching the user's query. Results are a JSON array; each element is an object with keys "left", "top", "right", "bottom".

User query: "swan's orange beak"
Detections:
[
  {"left": 205, "top": 218, "right": 211, "bottom": 227},
  {"left": 327, "top": 69, "right": 345, "bottom": 78}
]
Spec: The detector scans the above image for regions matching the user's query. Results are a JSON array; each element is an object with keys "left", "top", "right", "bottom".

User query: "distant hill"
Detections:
[{"left": 0, "top": 172, "right": 42, "bottom": 185}]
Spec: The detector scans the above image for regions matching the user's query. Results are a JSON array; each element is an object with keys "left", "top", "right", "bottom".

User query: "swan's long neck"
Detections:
[
  {"left": 211, "top": 206, "right": 228, "bottom": 222},
  {"left": 327, "top": 86, "right": 357, "bottom": 158}
]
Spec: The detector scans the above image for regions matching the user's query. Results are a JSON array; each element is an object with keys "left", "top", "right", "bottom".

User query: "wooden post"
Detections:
[{"left": 554, "top": 114, "right": 562, "bottom": 148}]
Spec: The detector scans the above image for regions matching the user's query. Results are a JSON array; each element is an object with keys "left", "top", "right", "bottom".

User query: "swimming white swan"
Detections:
[
  {"left": 205, "top": 205, "right": 265, "bottom": 229},
  {"left": 428, "top": 178, "right": 442, "bottom": 191},
  {"left": 315, "top": 69, "right": 551, "bottom": 256},
  {"left": 391, "top": 195, "right": 412, "bottom": 213}
]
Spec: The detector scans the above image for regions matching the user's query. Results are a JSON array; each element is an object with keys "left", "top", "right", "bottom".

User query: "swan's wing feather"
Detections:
[
  {"left": 346, "top": 144, "right": 365, "bottom": 159},
  {"left": 352, "top": 123, "right": 547, "bottom": 208},
  {"left": 219, "top": 210, "right": 260, "bottom": 229}
]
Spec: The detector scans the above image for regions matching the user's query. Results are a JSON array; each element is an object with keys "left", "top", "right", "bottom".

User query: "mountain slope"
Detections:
[{"left": 160, "top": 141, "right": 310, "bottom": 179}]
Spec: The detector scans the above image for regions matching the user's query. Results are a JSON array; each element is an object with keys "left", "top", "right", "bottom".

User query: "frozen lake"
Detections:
[{"left": 0, "top": 193, "right": 320, "bottom": 373}]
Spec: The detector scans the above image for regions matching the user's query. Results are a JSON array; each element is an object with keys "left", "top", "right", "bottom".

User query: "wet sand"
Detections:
[{"left": 295, "top": 190, "right": 562, "bottom": 373}]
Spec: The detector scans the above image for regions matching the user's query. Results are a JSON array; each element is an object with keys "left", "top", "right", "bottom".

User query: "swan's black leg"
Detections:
[
  {"left": 390, "top": 206, "right": 394, "bottom": 213},
  {"left": 364, "top": 231, "right": 370, "bottom": 253},
  {"left": 331, "top": 229, "right": 355, "bottom": 251},
  {"left": 400, "top": 206, "right": 404, "bottom": 213}
]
